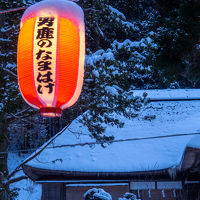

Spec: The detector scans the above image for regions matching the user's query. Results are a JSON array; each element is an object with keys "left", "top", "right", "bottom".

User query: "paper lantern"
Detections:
[{"left": 17, "top": 0, "right": 85, "bottom": 117}]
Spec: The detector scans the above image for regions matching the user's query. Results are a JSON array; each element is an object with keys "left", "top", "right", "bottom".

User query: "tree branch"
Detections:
[
  {"left": 7, "top": 107, "right": 32, "bottom": 124},
  {"left": 7, "top": 168, "right": 22, "bottom": 180},
  {"left": 84, "top": 8, "right": 99, "bottom": 12},
  {"left": 14, "top": 107, "right": 31, "bottom": 116},
  {"left": 4, "top": 69, "right": 17, "bottom": 79},
  {"left": 8, "top": 125, "right": 71, "bottom": 180},
  {"left": 4, "top": 176, "right": 28, "bottom": 186}
]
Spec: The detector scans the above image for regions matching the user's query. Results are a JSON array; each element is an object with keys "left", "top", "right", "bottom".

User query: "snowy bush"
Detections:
[
  {"left": 118, "top": 192, "right": 140, "bottom": 200},
  {"left": 84, "top": 188, "right": 112, "bottom": 200}
]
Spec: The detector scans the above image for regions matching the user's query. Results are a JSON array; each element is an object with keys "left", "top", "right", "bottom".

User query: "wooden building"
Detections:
[{"left": 23, "top": 89, "right": 200, "bottom": 200}]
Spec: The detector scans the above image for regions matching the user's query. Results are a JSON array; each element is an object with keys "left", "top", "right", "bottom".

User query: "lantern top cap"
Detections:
[{"left": 21, "top": 0, "right": 84, "bottom": 26}]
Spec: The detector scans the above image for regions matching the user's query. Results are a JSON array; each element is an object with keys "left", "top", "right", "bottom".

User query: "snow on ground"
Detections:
[
  {"left": 8, "top": 153, "right": 41, "bottom": 200},
  {"left": 25, "top": 96, "right": 200, "bottom": 172}
]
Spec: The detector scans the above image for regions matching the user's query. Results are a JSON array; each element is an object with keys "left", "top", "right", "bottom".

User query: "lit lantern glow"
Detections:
[{"left": 17, "top": 0, "right": 85, "bottom": 117}]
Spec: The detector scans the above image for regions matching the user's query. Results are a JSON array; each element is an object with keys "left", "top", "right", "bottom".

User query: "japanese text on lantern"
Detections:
[{"left": 33, "top": 16, "right": 58, "bottom": 104}]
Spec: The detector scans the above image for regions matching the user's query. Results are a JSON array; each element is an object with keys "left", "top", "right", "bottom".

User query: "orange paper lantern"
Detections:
[{"left": 17, "top": 0, "right": 85, "bottom": 117}]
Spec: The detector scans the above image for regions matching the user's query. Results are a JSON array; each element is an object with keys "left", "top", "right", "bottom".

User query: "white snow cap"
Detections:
[{"left": 21, "top": 0, "right": 84, "bottom": 26}]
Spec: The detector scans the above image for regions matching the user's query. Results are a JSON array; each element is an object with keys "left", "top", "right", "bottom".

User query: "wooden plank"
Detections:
[{"left": 42, "top": 183, "right": 65, "bottom": 200}]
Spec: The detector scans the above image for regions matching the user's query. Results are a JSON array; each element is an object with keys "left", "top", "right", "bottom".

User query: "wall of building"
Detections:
[
  {"left": 42, "top": 183, "right": 65, "bottom": 200},
  {"left": 181, "top": 183, "right": 200, "bottom": 200},
  {"left": 41, "top": 181, "right": 200, "bottom": 200}
]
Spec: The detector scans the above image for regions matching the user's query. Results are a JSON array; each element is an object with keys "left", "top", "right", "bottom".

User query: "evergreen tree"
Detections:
[
  {"left": 0, "top": 1, "right": 22, "bottom": 199},
  {"left": 0, "top": 0, "right": 149, "bottom": 198},
  {"left": 1, "top": 0, "right": 192, "bottom": 198},
  {"left": 61, "top": 0, "right": 151, "bottom": 142},
  {"left": 149, "top": 0, "right": 200, "bottom": 87}
]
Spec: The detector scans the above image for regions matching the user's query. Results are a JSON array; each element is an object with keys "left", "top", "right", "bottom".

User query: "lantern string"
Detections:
[
  {"left": 0, "top": 132, "right": 199, "bottom": 155},
  {"left": 0, "top": 7, "right": 28, "bottom": 14}
]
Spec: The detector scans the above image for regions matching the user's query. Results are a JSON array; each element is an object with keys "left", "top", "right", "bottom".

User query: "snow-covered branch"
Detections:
[
  {"left": 4, "top": 69, "right": 17, "bottom": 79},
  {"left": 7, "top": 168, "right": 22, "bottom": 180},
  {"left": 84, "top": 8, "right": 99, "bottom": 12},
  {"left": 7, "top": 107, "right": 32, "bottom": 124},
  {"left": 96, "top": 23, "right": 104, "bottom": 38}
]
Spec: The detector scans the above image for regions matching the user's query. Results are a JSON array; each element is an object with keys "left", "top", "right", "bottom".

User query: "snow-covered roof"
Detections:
[
  {"left": 24, "top": 89, "right": 200, "bottom": 173},
  {"left": 133, "top": 89, "right": 200, "bottom": 101}
]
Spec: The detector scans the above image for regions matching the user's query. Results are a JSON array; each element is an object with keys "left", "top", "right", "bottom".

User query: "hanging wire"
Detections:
[{"left": 0, "top": 132, "right": 199, "bottom": 155}]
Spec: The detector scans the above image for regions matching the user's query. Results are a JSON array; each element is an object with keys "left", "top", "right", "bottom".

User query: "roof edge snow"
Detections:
[
  {"left": 23, "top": 164, "right": 170, "bottom": 182},
  {"left": 133, "top": 89, "right": 200, "bottom": 101}
]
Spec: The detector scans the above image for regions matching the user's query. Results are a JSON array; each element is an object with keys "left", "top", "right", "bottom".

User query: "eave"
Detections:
[{"left": 23, "top": 164, "right": 177, "bottom": 182}]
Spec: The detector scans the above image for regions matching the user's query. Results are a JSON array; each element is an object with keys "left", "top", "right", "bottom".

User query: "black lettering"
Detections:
[
  {"left": 37, "top": 39, "right": 52, "bottom": 48},
  {"left": 37, "top": 85, "right": 43, "bottom": 94},
  {"left": 38, "top": 17, "right": 55, "bottom": 27},
  {"left": 37, "top": 71, "right": 53, "bottom": 83},
  {"left": 45, "top": 82, "right": 54, "bottom": 94},
  {"left": 36, "top": 27, "right": 54, "bottom": 39},
  {"left": 38, "top": 61, "right": 52, "bottom": 71},
  {"left": 36, "top": 50, "right": 52, "bottom": 60}
]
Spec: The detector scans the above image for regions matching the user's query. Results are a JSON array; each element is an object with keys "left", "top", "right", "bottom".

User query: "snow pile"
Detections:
[
  {"left": 10, "top": 178, "right": 41, "bottom": 200},
  {"left": 84, "top": 188, "right": 112, "bottom": 200},
  {"left": 8, "top": 153, "right": 41, "bottom": 200},
  {"left": 119, "top": 192, "right": 140, "bottom": 200}
]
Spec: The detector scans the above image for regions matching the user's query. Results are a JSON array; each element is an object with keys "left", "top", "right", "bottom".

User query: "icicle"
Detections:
[
  {"left": 148, "top": 189, "right": 151, "bottom": 198},
  {"left": 167, "top": 167, "right": 177, "bottom": 179},
  {"left": 162, "top": 189, "right": 165, "bottom": 198},
  {"left": 173, "top": 189, "right": 176, "bottom": 198},
  {"left": 137, "top": 189, "right": 140, "bottom": 198}
]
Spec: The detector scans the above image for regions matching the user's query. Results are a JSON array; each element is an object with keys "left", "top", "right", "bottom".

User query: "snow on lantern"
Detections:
[{"left": 17, "top": 0, "right": 85, "bottom": 117}]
